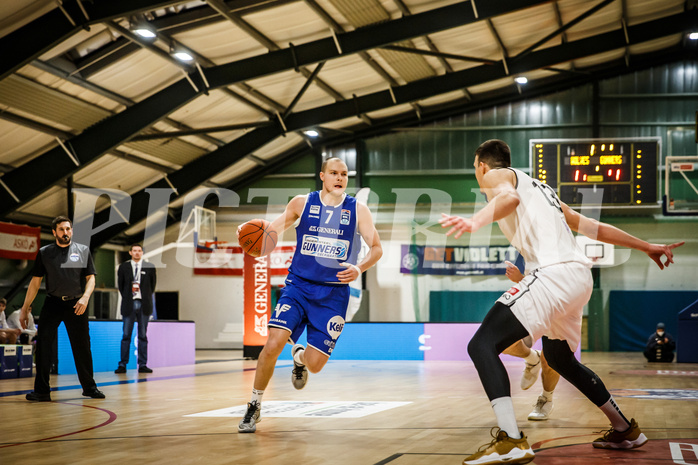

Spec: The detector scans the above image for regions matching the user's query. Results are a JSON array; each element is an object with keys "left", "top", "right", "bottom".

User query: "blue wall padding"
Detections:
[
  {"left": 278, "top": 323, "right": 425, "bottom": 360},
  {"left": 677, "top": 299, "right": 698, "bottom": 363},
  {"left": 609, "top": 290, "right": 698, "bottom": 352}
]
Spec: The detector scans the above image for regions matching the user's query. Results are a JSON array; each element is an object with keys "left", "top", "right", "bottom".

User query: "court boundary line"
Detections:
[
  {"left": 0, "top": 366, "right": 259, "bottom": 398},
  {"left": 0, "top": 402, "right": 117, "bottom": 449}
]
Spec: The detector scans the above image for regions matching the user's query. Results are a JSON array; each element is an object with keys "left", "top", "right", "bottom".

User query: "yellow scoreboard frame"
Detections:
[{"left": 529, "top": 138, "right": 660, "bottom": 207}]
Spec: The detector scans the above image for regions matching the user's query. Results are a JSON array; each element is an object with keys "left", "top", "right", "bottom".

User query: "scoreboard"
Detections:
[{"left": 530, "top": 138, "right": 659, "bottom": 207}]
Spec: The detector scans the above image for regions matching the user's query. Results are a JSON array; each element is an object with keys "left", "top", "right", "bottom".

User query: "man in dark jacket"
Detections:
[
  {"left": 115, "top": 244, "right": 157, "bottom": 374},
  {"left": 644, "top": 322, "right": 676, "bottom": 363}
]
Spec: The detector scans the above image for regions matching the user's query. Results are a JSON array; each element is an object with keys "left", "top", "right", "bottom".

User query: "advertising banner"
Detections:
[
  {"left": 243, "top": 253, "right": 271, "bottom": 358},
  {"left": 195, "top": 245, "right": 294, "bottom": 276},
  {"left": 0, "top": 222, "right": 40, "bottom": 260},
  {"left": 400, "top": 244, "right": 519, "bottom": 276}
]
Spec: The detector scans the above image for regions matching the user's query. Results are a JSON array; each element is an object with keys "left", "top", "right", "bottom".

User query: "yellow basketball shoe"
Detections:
[
  {"left": 463, "top": 428, "right": 535, "bottom": 465},
  {"left": 592, "top": 418, "right": 648, "bottom": 449}
]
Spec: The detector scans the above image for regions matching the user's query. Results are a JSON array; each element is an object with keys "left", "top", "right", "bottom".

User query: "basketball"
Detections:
[{"left": 238, "top": 219, "right": 277, "bottom": 257}]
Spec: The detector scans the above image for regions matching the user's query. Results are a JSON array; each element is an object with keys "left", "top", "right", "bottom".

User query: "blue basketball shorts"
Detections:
[{"left": 268, "top": 273, "right": 349, "bottom": 356}]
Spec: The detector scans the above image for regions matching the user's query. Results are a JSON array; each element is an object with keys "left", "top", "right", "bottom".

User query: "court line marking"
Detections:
[
  {"left": 0, "top": 366, "right": 259, "bottom": 398},
  {"left": 0, "top": 402, "right": 117, "bottom": 449}
]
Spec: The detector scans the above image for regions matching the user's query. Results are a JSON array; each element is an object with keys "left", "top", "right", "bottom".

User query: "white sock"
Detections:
[
  {"left": 251, "top": 388, "right": 264, "bottom": 405},
  {"left": 491, "top": 397, "right": 521, "bottom": 439},
  {"left": 542, "top": 390, "right": 554, "bottom": 402},
  {"left": 523, "top": 350, "right": 540, "bottom": 365},
  {"left": 599, "top": 396, "right": 630, "bottom": 431},
  {"left": 293, "top": 347, "right": 305, "bottom": 365}
]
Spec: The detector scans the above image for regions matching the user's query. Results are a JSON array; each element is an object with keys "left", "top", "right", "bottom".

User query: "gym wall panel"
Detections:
[{"left": 608, "top": 290, "right": 698, "bottom": 352}]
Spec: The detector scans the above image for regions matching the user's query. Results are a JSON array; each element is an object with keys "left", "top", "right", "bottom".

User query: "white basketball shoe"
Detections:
[{"left": 520, "top": 349, "right": 541, "bottom": 390}]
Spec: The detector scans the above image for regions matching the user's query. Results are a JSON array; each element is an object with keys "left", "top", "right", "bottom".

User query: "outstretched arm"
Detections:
[
  {"left": 562, "top": 203, "right": 684, "bottom": 269},
  {"left": 440, "top": 169, "right": 519, "bottom": 238},
  {"left": 269, "top": 195, "right": 305, "bottom": 234},
  {"left": 237, "top": 195, "right": 305, "bottom": 240}
]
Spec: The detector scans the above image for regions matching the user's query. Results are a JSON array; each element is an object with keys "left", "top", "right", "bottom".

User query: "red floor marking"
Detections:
[
  {"left": 531, "top": 433, "right": 596, "bottom": 449},
  {"left": 0, "top": 402, "right": 117, "bottom": 448},
  {"left": 532, "top": 438, "right": 698, "bottom": 464}
]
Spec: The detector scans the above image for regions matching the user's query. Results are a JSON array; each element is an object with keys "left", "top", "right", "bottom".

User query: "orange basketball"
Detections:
[{"left": 238, "top": 219, "right": 277, "bottom": 257}]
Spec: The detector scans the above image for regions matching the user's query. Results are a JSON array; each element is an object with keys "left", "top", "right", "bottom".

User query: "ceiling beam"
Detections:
[
  {"left": 514, "top": 0, "right": 616, "bottom": 61},
  {"left": 0, "top": 0, "right": 194, "bottom": 81},
  {"left": 73, "top": 0, "right": 299, "bottom": 78},
  {"left": 0, "top": 110, "right": 74, "bottom": 139},
  {"left": 147, "top": 46, "right": 697, "bottom": 240},
  {"left": 130, "top": 122, "right": 273, "bottom": 140},
  {"left": 206, "top": 0, "right": 345, "bottom": 102},
  {"left": 83, "top": 10, "right": 696, "bottom": 246},
  {"left": 390, "top": 0, "right": 453, "bottom": 73},
  {"left": 0, "top": 0, "right": 545, "bottom": 217},
  {"left": 303, "top": 0, "right": 400, "bottom": 88},
  {"left": 381, "top": 45, "right": 497, "bottom": 65}
]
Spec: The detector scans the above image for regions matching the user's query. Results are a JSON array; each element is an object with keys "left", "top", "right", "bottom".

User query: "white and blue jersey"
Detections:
[
  {"left": 289, "top": 190, "right": 360, "bottom": 284},
  {"left": 268, "top": 191, "right": 361, "bottom": 356}
]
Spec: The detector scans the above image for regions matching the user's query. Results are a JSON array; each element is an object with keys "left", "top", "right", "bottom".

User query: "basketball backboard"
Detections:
[
  {"left": 663, "top": 156, "right": 698, "bottom": 216},
  {"left": 179, "top": 205, "right": 217, "bottom": 246}
]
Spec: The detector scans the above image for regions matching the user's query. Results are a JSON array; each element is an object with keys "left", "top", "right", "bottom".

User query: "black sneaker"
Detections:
[
  {"left": 138, "top": 366, "right": 153, "bottom": 373},
  {"left": 238, "top": 401, "right": 261, "bottom": 433},
  {"left": 26, "top": 391, "right": 52, "bottom": 402},
  {"left": 82, "top": 389, "right": 106, "bottom": 399},
  {"left": 114, "top": 366, "right": 126, "bottom": 374}
]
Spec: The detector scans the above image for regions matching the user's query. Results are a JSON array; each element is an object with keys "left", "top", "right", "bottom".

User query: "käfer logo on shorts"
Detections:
[{"left": 327, "top": 315, "right": 345, "bottom": 339}]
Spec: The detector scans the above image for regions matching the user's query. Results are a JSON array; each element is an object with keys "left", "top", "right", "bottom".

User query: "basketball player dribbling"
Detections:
[
  {"left": 440, "top": 139, "right": 684, "bottom": 465},
  {"left": 237, "top": 157, "right": 383, "bottom": 433}
]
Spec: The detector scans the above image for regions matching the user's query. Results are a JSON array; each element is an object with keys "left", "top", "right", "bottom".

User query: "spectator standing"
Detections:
[{"left": 115, "top": 244, "right": 156, "bottom": 374}]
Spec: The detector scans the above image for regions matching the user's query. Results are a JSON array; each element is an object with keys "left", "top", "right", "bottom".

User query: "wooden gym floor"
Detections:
[{"left": 1, "top": 351, "right": 696, "bottom": 465}]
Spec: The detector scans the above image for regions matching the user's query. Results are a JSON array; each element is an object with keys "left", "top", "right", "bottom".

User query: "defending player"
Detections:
[
  {"left": 237, "top": 157, "right": 382, "bottom": 433},
  {"left": 440, "top": 139, "right": 683, "bottom": 465},
  {"left": 502, "top": 261, "right": 560, "bottom": 421}
]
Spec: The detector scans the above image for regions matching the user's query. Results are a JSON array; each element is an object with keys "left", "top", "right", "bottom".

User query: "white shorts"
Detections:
[{"left": 496, "top": 261, "right": 593, "bottom": 352}]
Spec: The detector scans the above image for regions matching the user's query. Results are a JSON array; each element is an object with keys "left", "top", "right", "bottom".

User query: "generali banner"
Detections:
[
  {"left": 0, "top": 222, "right": 40, "bottom": 260},
  {"left": 243, "top": 253, "right": 271, "bottom": 349}
]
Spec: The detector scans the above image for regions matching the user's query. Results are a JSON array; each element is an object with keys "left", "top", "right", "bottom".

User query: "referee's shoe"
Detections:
[
  {"left": 26, "top": 392, "right": 51, "bottom": 402},
  {"left": 82, "top": 388, "right": 106, "bottom": 399}
]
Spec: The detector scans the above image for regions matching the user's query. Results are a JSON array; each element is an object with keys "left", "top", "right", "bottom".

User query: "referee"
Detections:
[{"left": 19, "top": 215, "right": 105, "bottom": 402}]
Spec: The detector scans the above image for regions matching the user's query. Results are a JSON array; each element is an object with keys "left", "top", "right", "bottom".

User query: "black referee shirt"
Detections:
[{"left": 32, "top": 242, "right": 96, "bottom": 297}]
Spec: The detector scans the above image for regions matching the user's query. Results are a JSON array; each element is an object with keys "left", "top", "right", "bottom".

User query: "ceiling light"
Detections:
[
  {"left": 515, "top": 76, "right": 528, "bottom": 85},
  {"left": 134, "top": 28, "right": 156, "bottom": 38},
  {"left": 304, "top": 129, "right": 320, "bottom": 137},
  {"left": 689, "top": 32, "right": 698, "bottom": 40},
  {"left": 172, "top": 50, "right": 194, "bottom": 62},
  {"left": 131, "top": 20, "right": 156, "bottom": 39}
]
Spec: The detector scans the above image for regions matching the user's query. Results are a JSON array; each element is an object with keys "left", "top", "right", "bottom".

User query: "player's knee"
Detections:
[
  {"left": 304, "top": 351, "right": 328, "bottom": 373},
  {"left": 467, "top": 333, "right": 489, "bottom": 364},
  {"left": 542, "top": 339, "right": 570, "bottom": 373},
  {"left": 261, "top": 337, "right": 287, "bottom": 356},
  {"left": 306, "top": 360, "right": 324, "bottom": 373}
]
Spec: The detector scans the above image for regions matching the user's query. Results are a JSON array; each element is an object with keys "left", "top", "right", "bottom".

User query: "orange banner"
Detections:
[
  {"left": 243, "top": 253, "right": 271, "bottom": 355},
  {"left": 0, "top": 222, "right": 40, "bottom": 260}
]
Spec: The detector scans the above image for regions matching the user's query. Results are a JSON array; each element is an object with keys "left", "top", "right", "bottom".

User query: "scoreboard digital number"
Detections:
[{"left": 530, "top": 139, "right": 659, "bottom": 207}]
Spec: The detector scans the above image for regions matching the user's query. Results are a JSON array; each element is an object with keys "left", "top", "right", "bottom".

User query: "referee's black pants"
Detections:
[{"left": 34, "top": 296, "right": 98, "bottom": 394}]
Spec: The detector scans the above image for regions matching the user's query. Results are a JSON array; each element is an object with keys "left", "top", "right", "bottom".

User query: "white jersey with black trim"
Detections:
[{"left": 496, "top": 168, "right": 591, "bottom": 272}]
